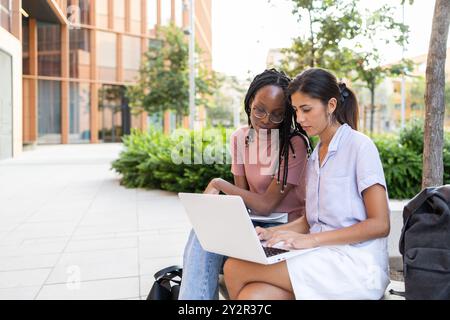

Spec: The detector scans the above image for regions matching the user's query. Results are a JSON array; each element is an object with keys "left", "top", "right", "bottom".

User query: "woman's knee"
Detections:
[
  {"left": 223, "top": 258, "right": 240, "bottom": 281},
  {"left": 238, "top": 283, "right": 295, "bottom": 300}
]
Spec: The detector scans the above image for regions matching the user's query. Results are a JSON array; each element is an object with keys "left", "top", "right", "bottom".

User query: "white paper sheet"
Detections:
[{"left": 248, "top": 211, "right": 288, "bottom": 223}]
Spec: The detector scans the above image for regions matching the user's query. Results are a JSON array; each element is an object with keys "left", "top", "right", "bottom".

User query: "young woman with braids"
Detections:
[
  {"left": 178, "top": 69, "right": 311, "bottom": 300},
  {"left": 224, "top": 68, "right": 391, "bottom": 300}
]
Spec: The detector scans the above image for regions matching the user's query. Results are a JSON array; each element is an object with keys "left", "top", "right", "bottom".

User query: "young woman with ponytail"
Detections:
[
  {"left": 179, "top": 69, "right": 311, "bottom": 300},
  {"left": 224, "top": 68, "right": 391, "bottom": 300}
]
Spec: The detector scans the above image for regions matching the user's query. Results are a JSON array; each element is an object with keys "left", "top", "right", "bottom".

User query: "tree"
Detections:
[
  {"left": 422, "top": 0, "right": 450, "bottom": 188},
  {"left": 205, "top": 74, "right": 246, "bottom": 128},
  {"left": 350, "top": 4, "right": 411, "bottom": 134},
  {"left": 279, "top": 0, "right": 362, "bottom": 77},
  {"left": 126, "top": 23, "right": 217, "bottom": 126},
  {"left": 352, "top": 57, "right": 413, "bottom": 134},
  {"left": 281, "top": 1, "right": 410, "bottom": 134}
]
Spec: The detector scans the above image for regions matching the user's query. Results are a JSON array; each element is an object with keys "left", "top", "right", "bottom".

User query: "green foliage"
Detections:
[
  {"left": 205, "top": 74, "right": 247, "bottom": 127},
  {"left": 445, "top": 133, "right": 450, "bottom": 184},
  {"left": 375, "top": 120, "right": 450, "bottom": 199},
  {"left": 409, "top": 76, "right": 426, "bottom": 110},
  {"left": 374, "top": 136, "right": 422, "bottom": 199},
  {"left": 399, "top": 119, "right": 424, "bottom": 153},
  {"left": 280, "top": 0, "right": 412, "bottom": 134},
  {"left": 279, "top": 0, "right": 362, "bottom": 76},
  {"left": 126, "top": 23, "right": 217, "bottom": 118},
  {"left": 111, "top": 128, "right": 233, "bottom": 193},
  {"left": 347, "top": 4, "right": 411, "bottom": 133}
]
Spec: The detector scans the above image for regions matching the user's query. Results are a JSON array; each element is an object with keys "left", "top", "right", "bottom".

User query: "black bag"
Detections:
[
  {"left": 399, "top": 185, "right": 450, "bottom": 300},
  {"left": 147, "top": 265, "right": 182, "bottom": 300}
]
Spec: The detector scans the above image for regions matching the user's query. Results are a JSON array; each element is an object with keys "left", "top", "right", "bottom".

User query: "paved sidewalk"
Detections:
[
  {"left": 0, "top": 144, "right": 190, "bottom": 300},
  {"left": 0, "top": 143, "right": 406, "bottom": 300}
]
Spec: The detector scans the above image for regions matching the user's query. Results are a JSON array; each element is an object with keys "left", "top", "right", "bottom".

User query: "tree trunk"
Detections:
[{"left": 422, "top": 0, "right": 450, "bottom": 188}]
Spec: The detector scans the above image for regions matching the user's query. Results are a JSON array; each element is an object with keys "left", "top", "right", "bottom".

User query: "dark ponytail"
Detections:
[{"left": 287, "top": 68, "right": 359, "bottom": 130}]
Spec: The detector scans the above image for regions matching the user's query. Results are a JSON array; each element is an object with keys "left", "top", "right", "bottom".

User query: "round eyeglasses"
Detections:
[{"left": 252, "top": 107, "right": 285, "bottom": 124}]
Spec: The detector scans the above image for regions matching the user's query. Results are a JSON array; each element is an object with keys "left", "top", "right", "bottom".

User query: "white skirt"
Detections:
[{"left": 286, "top": 238, "right": 390, "bottom": 300}]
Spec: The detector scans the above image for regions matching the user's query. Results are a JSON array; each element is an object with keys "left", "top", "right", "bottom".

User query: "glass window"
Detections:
[
  {"left": 69, "top": 82, "right": 91, "bottom": 143},
  {"left": 114, "top": 0, "right": 125, "bottom": 32},
  {"left": 0, "top": 0, "right": 11, "bottom": 32},
  {"left": 67, "top": 0, "right": 91, "bottom": 25},
  {"left": 96, "top": 0, "right": 108, "bottom": 29},
  {"left": 148, "top": 111, "right": 163, "bottom": 132},
  {"left": 147, "top": 0, "right": 157, "bottom": 31},
  {"left": 22, "top": 18, "right": 30, "bottom": 74},
  {"left": 37, "top": 22, "right": 61, "bottom": 77},
  {"left": 161, "top": 0, "right": 171, "bottom": 26},
  {"left": 149, "top": 38, "right": 162, "bottom": 48},
  {"left": 130, "top": 0, "right": 141, "bottom": 34},
  {"left": 98, "top": 85, "right": 125, "bottom": 142},
  {"left": 0, "top": 49, "right": 12, "bottom": 160},
  {"left": 69, "top": 27, "right": 91, "bottom": 79},
  {"left": 38, "top": 80, "right": 61, "bottom": 144},
  {"left": 96, "top": 31, "right": 116, "bottom": 81},
  {"left": 123, "top": 35, "right": 141, "bottom": 82},
  {"left": 131, "top": 113, "right": 141, "bottom": 130},
  {"left": 175, "top": 0, "right": 183, "bottom": 28}
]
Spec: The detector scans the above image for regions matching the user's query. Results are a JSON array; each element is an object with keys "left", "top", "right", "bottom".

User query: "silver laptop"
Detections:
[{"left": 178, "top": 193, "right": 316, "bottom": 265}]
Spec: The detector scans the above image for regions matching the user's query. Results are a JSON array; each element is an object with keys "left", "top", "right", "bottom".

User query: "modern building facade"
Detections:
[
  {"left": 0, "top": 0, "right": 22, "bottom": 160},
  {"left": 0, "top": 0, "right": 212, "bottom": 159}
]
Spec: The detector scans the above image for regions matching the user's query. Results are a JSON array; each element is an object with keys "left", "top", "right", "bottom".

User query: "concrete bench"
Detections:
[{"left": 218, "top": 275, "right": 405, "bottom": 300}]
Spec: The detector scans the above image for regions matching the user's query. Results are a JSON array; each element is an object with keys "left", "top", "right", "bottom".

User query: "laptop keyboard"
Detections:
[{"left": 263, "top": 246, "right": 289, "bottom": 257}]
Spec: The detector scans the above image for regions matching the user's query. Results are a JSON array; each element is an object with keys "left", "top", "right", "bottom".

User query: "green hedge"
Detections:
[
  {"left": 111, "top": 128, "right": 233, "bottom": 193},
  {"left": 112, "top": 123, "right": 450, "bottom": 199},
  {"left": 374, "top": 121, "right": 450, "bottom": 199}
]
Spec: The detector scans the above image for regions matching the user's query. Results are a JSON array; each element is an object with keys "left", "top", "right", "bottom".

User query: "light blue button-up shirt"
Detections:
[{"left": 306, "top": 124, "right": 388, "bottom": 236}]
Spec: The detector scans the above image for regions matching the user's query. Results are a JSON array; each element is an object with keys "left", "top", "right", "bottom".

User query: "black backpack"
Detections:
[
  {"left": 146, "top": 266, "right": 182, "bottom": 300},
  {"left": 399, "top": 185, "right": 450, "bottom": 300}
]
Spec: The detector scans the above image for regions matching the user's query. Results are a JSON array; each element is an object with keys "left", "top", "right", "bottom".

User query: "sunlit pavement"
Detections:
[{"left": 0, "top": 144, "right": 405, "bottom": 300}]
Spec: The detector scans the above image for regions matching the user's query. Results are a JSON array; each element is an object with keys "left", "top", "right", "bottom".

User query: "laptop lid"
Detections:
[{"left": 178, "top": 193, "right": 269, "bottom": 264}]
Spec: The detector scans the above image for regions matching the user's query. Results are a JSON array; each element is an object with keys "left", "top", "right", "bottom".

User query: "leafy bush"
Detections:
[
  {"left": 444, "top": 134, "right": 450, "bottom": 184},
  {"left": 399, "top": 119, "right": 424, "bottom": 153},
  {"left": 374, "top": 120, "right": 450, "bottom": 199},
  {"left": 111, "top": 128, "right": 233, "bottom": 193},
  {"left": 373, "top": 136, "right": 423, "bottom": 199}
]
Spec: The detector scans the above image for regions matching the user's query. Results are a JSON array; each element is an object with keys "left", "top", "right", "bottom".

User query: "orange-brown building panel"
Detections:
[{"left": 0, "top": 0, "right": 212, "bottom": 154}]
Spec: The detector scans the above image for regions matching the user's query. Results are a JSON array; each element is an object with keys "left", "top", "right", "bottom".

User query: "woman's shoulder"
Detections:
[
  {"left": 230, "top": 126, "right": 250, "bottom": 150},
  {"left": 289, "top": 133, "right": 308, "bottom": 154},
  {"left": 346, "top": 127, "right": 379, "bottom": 153},
  {"left": 231, "top": 126, "right": 250, "bottom": 138}
]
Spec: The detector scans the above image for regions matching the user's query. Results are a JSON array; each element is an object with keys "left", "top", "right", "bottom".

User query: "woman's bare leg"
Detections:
[
  {"left": 224, "top": 258, "right": 294, "bottom": 300},
  {"left": 237, "top": 282, "right": 294, "bottom": 300}
]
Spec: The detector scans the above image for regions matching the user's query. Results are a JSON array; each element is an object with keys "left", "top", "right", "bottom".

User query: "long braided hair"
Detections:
[{"left": 244, "top": 69, "right": 311, "bottom": 193}]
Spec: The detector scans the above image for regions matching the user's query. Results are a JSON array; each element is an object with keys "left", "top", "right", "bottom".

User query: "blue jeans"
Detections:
[{"left": 178, "top": 221, "right": 281, "bottom": 300}]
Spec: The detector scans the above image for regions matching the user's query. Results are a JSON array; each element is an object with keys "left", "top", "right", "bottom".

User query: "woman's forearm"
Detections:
[
  {"left": 313, "top": 217, "right": 390, "bottom": 247},
  {"left": 213, "top": 178, "right": 274, "bottom": 215},
  {"left": 272, "top": 215, "right": 310, "bottom": 234}
]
